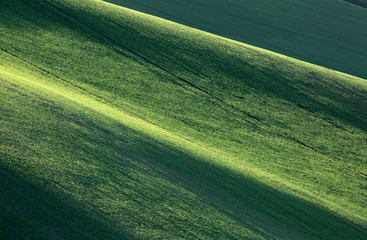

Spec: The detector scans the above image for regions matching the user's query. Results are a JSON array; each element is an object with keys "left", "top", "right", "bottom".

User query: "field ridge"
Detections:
[{"left": 1, "top": 0, "right": 367, "bottom": 239}]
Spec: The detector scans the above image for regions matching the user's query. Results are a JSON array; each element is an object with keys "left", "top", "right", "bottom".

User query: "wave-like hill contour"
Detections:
[{"left": 1, "top": 0, "right": 367, "bottom": 239}]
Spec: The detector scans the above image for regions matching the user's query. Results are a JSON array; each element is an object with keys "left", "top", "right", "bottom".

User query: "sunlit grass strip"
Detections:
[{"left": 1, "top": 54, "right": 365, "bottom": 228}]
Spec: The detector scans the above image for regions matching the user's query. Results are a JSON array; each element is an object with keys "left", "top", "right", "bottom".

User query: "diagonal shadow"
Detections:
[
  {"left": 2, "top": 81, "right": 366, "bottom": 239},
  {"left": 0, "top": 166, "right": 135, "bottom": 240}
]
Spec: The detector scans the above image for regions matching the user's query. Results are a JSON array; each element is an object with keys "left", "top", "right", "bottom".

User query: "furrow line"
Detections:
[
  {"left": 42, "top": 0, "right": 337, "bottom": 162},
  {"left": 41, "top": 0, "right": 264, "bottom": 124},
  {"left": 36, "top": 1, "right": 366, "bottom": 177},
  {"left": 0, "top": 46, "right": 106, "bottom": 104}
]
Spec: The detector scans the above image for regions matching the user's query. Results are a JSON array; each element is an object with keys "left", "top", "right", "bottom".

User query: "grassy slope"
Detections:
[
  {"left": 104, "top": 0, "right": 367, "bottom": 79},
  {"left": 343, "top": 0, "right": 367, "bottom": 9},
  {"left": 1, "top": 0, "right": 367, "bottom": 239}
]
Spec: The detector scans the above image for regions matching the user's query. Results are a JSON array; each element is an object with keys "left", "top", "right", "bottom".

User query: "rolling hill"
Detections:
[
  {"left": 1, "top": 0, "right": 367, "bottom": 239},
  {"left": 104, "top": 0, "right": 367, "bottom": 79},
  {"left": 343, "top": 0, "right": 367, "bottom": 9}
]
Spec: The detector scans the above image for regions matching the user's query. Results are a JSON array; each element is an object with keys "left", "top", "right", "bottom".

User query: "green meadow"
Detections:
[
  {"left": 343, "top": 0, "right": 367, "bottom": 8},
  {"left": 105, "top": 0, "right": 367, "bottom": 79},
  {"left": 1, "top": 0, "right": 367, "bottom": 239}
]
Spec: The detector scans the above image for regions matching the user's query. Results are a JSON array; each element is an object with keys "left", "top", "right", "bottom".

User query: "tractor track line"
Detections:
[{"left": 14, "top": 0, "right": 367, "bottom": 179}]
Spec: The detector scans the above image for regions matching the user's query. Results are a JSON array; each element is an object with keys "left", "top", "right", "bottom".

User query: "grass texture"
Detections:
[
  {"left": 104, "top": 0, "right": 367, "bottom": 79},
  {"left": 1, "top": 0, "right": 367, "bottom": 239},
  {"left": 343, "top": 0, "right": 367, "bottom": 9}
]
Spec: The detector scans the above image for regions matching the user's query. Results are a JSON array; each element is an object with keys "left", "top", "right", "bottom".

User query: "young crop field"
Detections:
[
  {"left": 1, "top": 0, "right": 367, "bottom": 239},
  {"left": 104, "top": 0, "right": 367, "bottom": 79},
  {"left": 343, "top": 0, "right": 367, "bottom": 9}
]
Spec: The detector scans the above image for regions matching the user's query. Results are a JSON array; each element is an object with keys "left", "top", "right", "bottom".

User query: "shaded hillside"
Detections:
[
  {"left": 343, "top": 0, "right": 367, "bottom": 9},
  {"left": 105, "top": 0, "right": 367, "bottom": 79},
  {"left": 1, "top": 0, "right": 367, "bottom": 239}
]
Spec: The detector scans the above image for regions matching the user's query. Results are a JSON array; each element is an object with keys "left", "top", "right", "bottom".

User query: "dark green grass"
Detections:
[
  {"left": 1, "top": 0, "right": 367, "bottom": 239},
  {"left": 104, "top": 0, "right": 367, "bottom": 79},
  {"left": 1, "top": 60, "right": 366, "bottom": 239},
  {"left": 343, "top": 0, "right": 367, "bottom": 9}
]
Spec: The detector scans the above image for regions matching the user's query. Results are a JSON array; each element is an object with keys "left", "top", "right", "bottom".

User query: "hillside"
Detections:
[
  {"left": 1, "top": 0, "right": 367, "bottom": 239},
  {"left": 104, "top": 0, "right": 367, "bottom": 79},
  {"left": 343, "top": 0, "right": 367, "bottom": 9}
]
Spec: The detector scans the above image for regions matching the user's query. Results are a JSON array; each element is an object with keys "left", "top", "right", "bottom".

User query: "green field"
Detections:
[
  {"left": 1, "top": 0, "right": 367, "bottom": 239},
  {"left": 343, "top": 0, "right": 367, "bottom": 8},
  {"left": 104, "top": 0, "right": 367, "bottom": 79}
]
